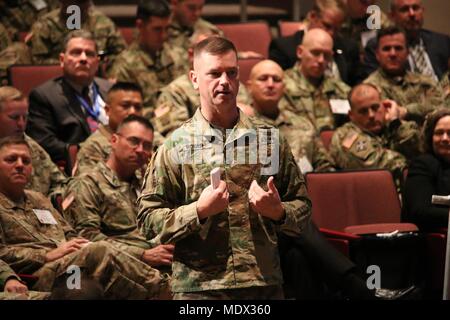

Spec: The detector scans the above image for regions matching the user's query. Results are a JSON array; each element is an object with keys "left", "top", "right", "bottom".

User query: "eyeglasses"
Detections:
[{"left": 116, "top": 134, "right": 153, "bottom": 152}]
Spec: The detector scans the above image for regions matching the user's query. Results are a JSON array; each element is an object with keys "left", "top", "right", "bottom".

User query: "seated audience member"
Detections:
[
  {"left": 0, "top": 86, "right": 66, "bottom": 201},
  {"left": 155, "top": 30, "right": 251, "bottom": 136},
  {"left": 363, "top": 0, "right": 450, "bottom": 81},
  {"left": 108, "top": 0, "right": 185, "bottom": 116},
  {"left": 0, "top": 136, "right": 169, "bottom": 299},
  {"left": 283, "top": 28, "right": 350, "bottom": 132},
  {"left": 247, "top": 59, "right": 335, "bottom": 173},
  {"left": 269, "top": 0, "right": 362, "bottom": 85},
  {"left": 76, "top": 82, "right": 144, "bottom": 174},
  {"left": 26, "top": 30, "right": 112, "bottom": 174},
  {"left": 27, "top": 0, "right": 126, "bottom": 71},
  {"left": 330, "top": 83, "right": 422, "bottom": 185},
  {"left": 363, "top": 27, "right": 444, "bottom": 125},
  {"left": 64, "top": 115, "right": 174, "bottom": 267},
  {"left": 404, "top": 108, "right": 450, "bottom": 230}
]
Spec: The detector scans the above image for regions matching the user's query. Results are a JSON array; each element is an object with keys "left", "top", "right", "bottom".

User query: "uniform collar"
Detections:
[{"left": 96, "top": 161, "right": 140, "bottom": 190}]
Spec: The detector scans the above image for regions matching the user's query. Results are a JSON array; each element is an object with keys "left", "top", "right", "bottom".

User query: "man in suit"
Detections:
[
  {"left": 26, "top": 30, "right": 111, "bottom": 174},
  {"left": 269, "top": 0, "right": 362, "bottom": 86},
  {"left": 363, "top": 0, "right": 450, "bottom": 81}
]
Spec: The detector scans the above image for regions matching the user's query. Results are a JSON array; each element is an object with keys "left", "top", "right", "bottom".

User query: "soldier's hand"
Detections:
[
  {"left": 141, "top": 244, "right": 174, "bottom": 267},
  {"left": 196, "top": 180, "right": 229, "bottom": 219},
  {"left": 382, "top": 99, "right": 400, "bottom": 122},
  {"left": 248, "top": 177, "right": 285, "bottom": 221},
  {"left": 45, "top": 238, "right": 90, "bottom": 262},
  {"left": 4, "top": 278, "right": 28, "bottom": 295}
]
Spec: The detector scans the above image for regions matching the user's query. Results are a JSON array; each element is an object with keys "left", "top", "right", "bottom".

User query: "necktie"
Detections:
[
  {"left": 82, "top": 87, "right": 98, "bottom": 133},
  {"left": 409, "top": 43, "right": 435, "bottom": 79}
]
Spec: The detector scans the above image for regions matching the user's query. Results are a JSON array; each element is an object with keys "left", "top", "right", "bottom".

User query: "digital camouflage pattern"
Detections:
[
  {"left": 63, "top": 161, "right": 151, "bottom": 260},
  {"left": 440, "top": 71, "right": 449, "bottom": 107},
  {"left": 330, "top": 120, "right": 422, "bottom": 180},
  {"left": 254, "top": 100, "right": 335, "bottom": 173},
  {"left": 284, "top": 63, "right": 350, "bottom": 132},
  {"left": 25, "top": 134, "right": 67, "bottom": 199},
  {"left": 27, "top": 7, "right": 126, "bottom": 68},
  {"left": 137, "top": 108, "right": 311, "bottom": 293},
  {"left": 107, "top": 42, "right": 186, "bottom": 116},
  {"left": 0, "top": 190, "right": 168, "bottom": 299},
  {"left": 364, "top": 69, "right": 446, "bottom": 121},
  {"left": 155, "top": 73, "right": 252, "bottom": 136}
]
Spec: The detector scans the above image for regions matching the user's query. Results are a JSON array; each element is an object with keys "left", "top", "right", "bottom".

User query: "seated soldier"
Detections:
[
  {"left": 0, "top": 86, "right": 66, "bottom": 203},
  {"left": 0, "top": 136, "right": 169, "bottom": 299},
  {"left": 247, "top": 59, "right": 335, "bottom": 173},
  {"left": 330, "top": 83, "right": 422, "bottom": 185},
  {"left": 64, "top": 115, "right": 174, "bottom": 268}
]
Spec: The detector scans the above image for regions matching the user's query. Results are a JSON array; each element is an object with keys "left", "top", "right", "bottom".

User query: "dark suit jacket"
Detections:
[
  {"left": 269, "top": 30, "right": 363, "bottom": 85},
  {"left": 26, "top": 76, "right": 111, "bottom": 163},
  {"left": 362, "top": 29, "right": 450, "bottom": 80},
  {"left": 403, "top": 153, "right": 450, "bottom": 231}
]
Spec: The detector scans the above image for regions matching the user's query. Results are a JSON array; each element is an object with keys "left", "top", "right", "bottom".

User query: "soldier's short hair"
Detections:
[
  {"left": 116, "top": 114, "right": 154, "bottom": 133},
  {"left": 422, "top": 108, "right": 450, "bottom": 154},
  {"left": 193, "top": 36, "right": 237, "bottom": 61},
  {"left": 376, "top": 26, "right": 407, "bottom": 48},
  {"left": 137, "top": 0, "right": 171, "bottom": 21},
  {"left": 0, "top": 86, "right": 26, "bottom": 112},
  {"left": 107, "top": 82, "right": 144, "bottom": 103},
  {"left": 0, "top": 136, "right": 30, "bottom": 153},
  {"left": 62, "top": 29, "right": 97, "bottom": 53},
  {"left": 347, "top": 83, "right": 381, "bottom": 109},
  {"left": 311, "top": 0, "right": 346, "bottom": 16}
]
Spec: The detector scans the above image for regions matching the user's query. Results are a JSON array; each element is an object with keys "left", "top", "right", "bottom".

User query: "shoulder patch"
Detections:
[{"left": 342, "top": 132, "right": 358, "bottom": 150}]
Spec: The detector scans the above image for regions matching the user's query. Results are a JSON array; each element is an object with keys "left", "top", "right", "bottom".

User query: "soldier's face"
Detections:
[
  {"left": 309, "top": 8, "right": 345, "bottom": 39},
  {"left": 391, "top": 0, "right": 424, "bottom": 32},
  {"left": 298, "top": 39, "right": 333, "bottom": 80},
  {"left": 0, "top": 99, "right": 28, "bottom": 137},
  {"left": 111, "top": 122, "right": 153, "bottom": 170},
  {"left": 138, "top": 16, "right": 171, "bottom": 54},
  {"left": 106, "top": 90, "right": 143, "bottom": 132},
  {"left": 349, "top": 86, "right": 385, "bottom": 134},
  {"left": 432, "top": 116, "right": 450, "bottom": 162},
  {"left": 172, "top": 0, "right": 204, "bottom": 28},
  {"left": 376, "top": 33, "right": 408, "bottom": 76},
  {"left": 60, "top": 37, "right": 99, "bottom": 86},
  {"left": 190, "top": 50, "right": 239, "bottom": 110},
  {"left": 247, "top": 61, "right": 284, "bottom": 109},
  {"left": 0, "top": 144, "right": 32, "bottom": 196}
]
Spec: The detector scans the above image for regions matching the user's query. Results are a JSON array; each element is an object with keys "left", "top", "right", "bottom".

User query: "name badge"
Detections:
[
  {"left": 297, "top": 156, "right": 314, "bottom": 174},
  {"left": 360, "top": 30, "right": 377, "bottom": 48},
  {"left": 29, "top": 0, "right": 48, "bottom": 11},
  {"left": 329, "top": 99, "right": 351, "bottom": 115},
  {"left": 33, "top": 209, "right": 58, "bottom": 225}
]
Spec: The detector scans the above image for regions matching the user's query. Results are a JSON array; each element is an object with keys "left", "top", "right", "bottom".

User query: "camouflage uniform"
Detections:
[
  {"left": 25, "top": 134, "right": 67, "bottom": 199},
  {"left": 108, "top": 42, "right": 186, "bottom": 116},
  {"left": 167, "top": 18, "right": 224, "bottom": 70},
  {"left": 0, "top": 190, "right": 168, "bottom": 299},
  {"left": 284, "top": 63, "right": 351, "bottom": 131},
  {"left": 155, "top": 74, "right": 252, "bottom": 136},
  {"left": 440, "top": 71, "right": 449, "bottom": 107},
  {"left": 253, "top": 102, "right": 335, "bottom": 173},
  {"left": 330, "top": 120, "right": 422, "bottom": 181},
  {"left": 0, "top": 259, "right": 19, "bottom": 290},
  {"left": 364, "top": 69, "right": 445, "bottom": 122},
  {"left": 0, "top": 23, "right": 32, "bottom": 85},
  {"left": 28, "top": 7, "right": 126, "bottom": 68},
  {"left": 63, "top": 161, "right": 152, "bottom": 260},
  {"left": 137, "top": 108, "right": 311, "bottom": 296},
  {"left": 0, "top": 0, "right": 59, "bottom": 40}
]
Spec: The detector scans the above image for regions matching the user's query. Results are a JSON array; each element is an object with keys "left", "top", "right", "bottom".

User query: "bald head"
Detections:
[
  {"left": 247, "top": 60, "right": 284, "bottom": 115},
  {"left": 297, "top": 29, "right": 334, "bottom": 82}
]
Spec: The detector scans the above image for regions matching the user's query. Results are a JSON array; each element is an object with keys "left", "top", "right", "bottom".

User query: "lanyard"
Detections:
[{"left": 76, "top": 84, "right": 101, "bottom": 120}]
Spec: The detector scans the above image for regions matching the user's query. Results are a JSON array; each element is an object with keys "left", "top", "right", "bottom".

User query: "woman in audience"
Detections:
[{"left": 403, "top": 108, "right": 450, "bottom": 231}]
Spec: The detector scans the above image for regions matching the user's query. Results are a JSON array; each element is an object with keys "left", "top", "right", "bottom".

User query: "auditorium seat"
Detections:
[{"left": 8, "top": 64, "right": 62, "bottom": 97}]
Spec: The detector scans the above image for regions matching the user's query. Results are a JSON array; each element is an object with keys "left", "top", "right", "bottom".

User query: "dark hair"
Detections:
[
  {"left": 116, "top": 114, "right": 154, "bottom": 133},
  {"left": 347, "top": 83, "right": 380, "bottom": 110},
  {"left": 107, "top": 82, "right": 143, "bottom": 102},
  {"left": 422, "top": 108, "right": 450, "bottom": 154},
  {"left": 376, "top": 26, "right": 406, "bottom": 48},
  {"left": 62, "top": 29, "right": 97, "bottom": 53},
  {"left": 0, "top": 136, "right": 30, "bottom": 152},
  {"left": 193, "top": 36, "right": 237, "bottom": 61},
  {"left": 136, "top": 0, "right": 171, "bottom": 21}
]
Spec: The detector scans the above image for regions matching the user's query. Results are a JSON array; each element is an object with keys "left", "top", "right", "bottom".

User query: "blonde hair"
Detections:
[{"left": 0, "top": 86, "right": 26, "bottom": 111}]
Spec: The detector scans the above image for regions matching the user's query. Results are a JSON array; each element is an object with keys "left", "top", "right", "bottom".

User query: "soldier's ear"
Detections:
[
  {"left": 190, "top": 70, "right": 199, "bottom": 90},
  {"left": 296, "top": 45, "right": 303, "bottom": 60},
  {"left": 59, "top": 52, "right": 65, "bottom": 68}
]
